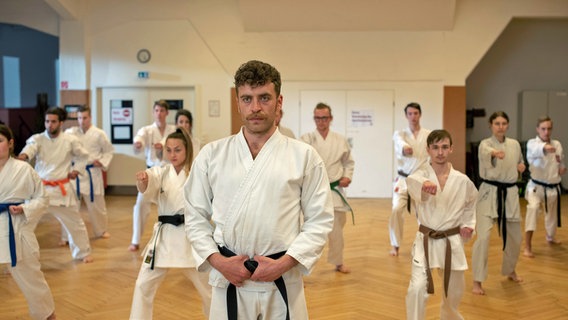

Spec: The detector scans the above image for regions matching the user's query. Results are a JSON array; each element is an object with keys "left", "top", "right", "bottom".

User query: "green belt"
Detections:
[{"left": 330, "top": 180, "right": 355, "bottom": 225}]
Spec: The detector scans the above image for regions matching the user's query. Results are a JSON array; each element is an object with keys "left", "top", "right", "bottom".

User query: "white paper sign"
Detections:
[{"left": 111, "top": 108, "right": 133, "bottom": 125}]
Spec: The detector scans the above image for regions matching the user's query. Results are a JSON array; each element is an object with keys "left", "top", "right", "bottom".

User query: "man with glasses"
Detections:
[{"left": 301, "top": 102, "right": 355, "bottom": 273}]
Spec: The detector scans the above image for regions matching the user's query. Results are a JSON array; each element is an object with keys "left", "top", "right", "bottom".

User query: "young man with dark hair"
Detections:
[
  {"left": 18, "top": 107, "right": 93, "bottom": 263},
  {"left": 389, "top": 102, "right": 431, "bottom": 256},
  {"left": 405, "top": 129, "right": 477, "bottom": 320},
  {"left": 65, "top": 105, "right": 114, "bottom": 240}
]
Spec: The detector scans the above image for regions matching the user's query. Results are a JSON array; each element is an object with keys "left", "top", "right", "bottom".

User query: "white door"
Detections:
[
  {"left": 300, "top": 90, "right": 394, "bottom": 198},
  {"left": 100, "top": 87, "right": 196, "bottom": 187}
]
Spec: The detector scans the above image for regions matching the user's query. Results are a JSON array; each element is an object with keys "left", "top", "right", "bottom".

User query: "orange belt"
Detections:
[{"left": 42, "top": 178, "right": 70, "bottom": 196}]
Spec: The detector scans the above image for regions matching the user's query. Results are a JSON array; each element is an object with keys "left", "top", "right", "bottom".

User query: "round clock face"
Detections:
[{"left": 137, "top": 49, "right": 151, "bottom": 63}]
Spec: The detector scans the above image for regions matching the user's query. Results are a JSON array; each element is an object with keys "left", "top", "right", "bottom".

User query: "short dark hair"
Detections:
[
  {"left": 0, "top": 124, "right": 14, "bottom": 155},
  {"left": 404, "top": 102, "right": 422, "bottom": 115},
  {"left": 488, "top": 111, "right": 509, "bottom": 124},
  {"left": 427, "top": 129, "right": 453, "bottom": 147},
  {"left": 77, "top": 105, "right": 91, "bottom": 114},
  {"left": 154, "top": 100, "right": 170, "bottom": 111},
  {"left": 175, "top": 109, "right": 193, "bottom": 126},
  {"left": 46, "top": 107, "right": 67, "bottom": 121},
  {"left": 314, "top": 102, "right": 332, "bottom": 116},
  {"left": 234, "top": 60, "right": 282, "bottom": 96}
]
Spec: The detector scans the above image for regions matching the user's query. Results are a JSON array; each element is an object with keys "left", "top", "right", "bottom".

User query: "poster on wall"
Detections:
[
  {"left": 110, "top": 99, "right": 133, "bottom": 144},
  {"left": 350, "top": 109, "right": 374, "bottom": 127}
]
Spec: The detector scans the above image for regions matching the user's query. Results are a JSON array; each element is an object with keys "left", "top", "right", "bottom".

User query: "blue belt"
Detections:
[
  {"left": 0, "top": 202, "right": 24, "bottom": 267},
  {"left": 76, "top": 164, "right": 95, "bottom": 202}
]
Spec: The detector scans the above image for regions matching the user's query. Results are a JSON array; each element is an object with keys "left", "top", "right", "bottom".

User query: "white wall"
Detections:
[
  {"left": 466, "top": 18, "right": 568, "bottom": 143},
  {"left": 2, "top": 0, "right": 568, "bottom": 187},
  {"left": 281, "top": 81, "right": 443, "bottom": 138},
  {"left": 0, "top": 0, "right": 59, "bottom": 36},
  {"left": 87, "top": 19, "right": 231, "bottom": 145}
]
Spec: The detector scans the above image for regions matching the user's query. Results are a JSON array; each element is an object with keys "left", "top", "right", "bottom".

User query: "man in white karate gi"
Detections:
[
  {"left": 65, "top": 105, "right": 114, "bottom": 240},
  {"left": 523, "top": 116, "right": 566, "bottom": 257},
  {"left": 18, "top": 107, "right": 93, "bottom": 263},
  {"left": 390, "top": 102, "right": 431, "bottom": 256},
  {"left": 301, "top": 102, "right": 355, "bottom": 273},
  {"left": 129, "top": 100, "right": 176, "bottom": 251},
  {"left": 405, "top": 129, "right": 477, "bottom": 320},
  {"left": 185, "top": 60, "right": 334, "bottom": 319}
]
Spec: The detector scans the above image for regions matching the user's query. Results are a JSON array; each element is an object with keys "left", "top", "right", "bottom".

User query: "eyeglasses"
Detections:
[{"left": 314, "top": 116, "right": 331, "bottom": 121}]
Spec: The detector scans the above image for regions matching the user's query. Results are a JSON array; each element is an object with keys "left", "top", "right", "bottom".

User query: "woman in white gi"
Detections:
[
  {"left": 405, "top": 129, "right": 477, "bottom": 320},
  {"left": 524, "top": 116, "right": 566, "bottom": 257},
  {"left": 130, "top": 128, "right": 211, "bottom": 319},
  {"left": 471, "top": 111, "right": 526, "bottom": 295},
  {"left": 0, "top": 125, "right": 56, "bottom": 320}
]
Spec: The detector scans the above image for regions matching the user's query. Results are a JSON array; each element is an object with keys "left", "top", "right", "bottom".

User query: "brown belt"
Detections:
[
  {"left": 42, "top": 178, "right": 70, "bottom": 196},
  {"left": 419, "top": 224, "right": 460, "bottom": 297}
]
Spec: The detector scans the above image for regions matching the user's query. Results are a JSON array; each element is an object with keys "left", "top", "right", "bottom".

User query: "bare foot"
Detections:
[
  {"left": 546, "top": 236, "right": 561, "bottom": 245},
  {"left": 128, "top": 244, "right": 139, "bottom": 252},
  {"left": 100, "top": 231, "right": 111, "bottom": 239},
  {"left": 82, "top": 255, "right": 94, "bottom": 263},
  {"left": 47, "top": 312, "right": 57, "bottom": 320},
  {"left": 335, "top": 264, "right": 351, "bottom": 274},
  {"left": 507, "top": 272, "right": 523, "bottom": 283},
  {"left": 389, "top": 246, "right": 399, "bottom": 257},
  {"left": 472, "top": 281, "right": 485, "bottom": 295},
  {"left": 523, "top": 248, "right": 535, "bottom": 258},
  {"left": 58, "top": 240, "right": 69, "bottom": 247}
]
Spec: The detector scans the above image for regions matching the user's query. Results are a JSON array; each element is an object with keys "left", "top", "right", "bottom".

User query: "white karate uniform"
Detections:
[
  {"left": 524, "top": 136, "right": 565, "bottom": 238},
  {"left": 65, "top": 125, "right": 114, "bottom": 238},
  {"left": 21, "top": 131, "right": 92, "bottom": 260},
  {"left": 279, "top": 125, "right": 296, "bottom": 139},
  {"left": 0, "top": 157, "right": 55, "bottom": 320},
  {"left": 131, "top": 123, "right": 176, "bottom": 245},
  {"left": 390, "top": 127, "right": 431, "bottom": 248},
  {"left": 185, "top": 129, "right": 334, "bottom": 320},
  {"left": 300, "top": 130, "right": 354, "bottom": 266},
  {"left": 405, "top": 165, "right": 477, "bottom": 320},
  {"left": 472, "top": 136, "right": 524, "bottom": 282},
  {"left": 130, "top": 165, "right": 211, "bottom": 319}
]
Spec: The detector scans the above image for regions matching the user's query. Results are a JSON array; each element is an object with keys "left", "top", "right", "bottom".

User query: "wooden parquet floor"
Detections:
[{"left": 1, "top": 195, "right": 568, "bottom": 319}]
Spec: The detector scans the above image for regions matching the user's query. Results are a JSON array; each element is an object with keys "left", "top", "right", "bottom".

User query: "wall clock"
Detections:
[{"left": 137, "top": 49, "right": 151, "bottom": 63}]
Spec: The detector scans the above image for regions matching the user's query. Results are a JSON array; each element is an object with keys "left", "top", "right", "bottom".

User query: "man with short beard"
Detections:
[{"left": 18, "top": 107, "right": 93, "bottom": 263}]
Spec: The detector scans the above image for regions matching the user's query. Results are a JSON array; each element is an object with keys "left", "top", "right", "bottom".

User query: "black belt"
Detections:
[
  {"left": 419, "top": 225, "right": 460, "bottom": 297},
  {"left": 218, "top": 246, "right": 289, "bottom": 320},
  {"left": 158, "top": 214, "right": 185, "bottom": 226},
  {"left": 531, "top": 179, "right": 562, "bottom": 227},
  {"left": 146, "top": 214, "right": 185, "bottom": 270},
  {"left": 481, "top": 179, "right": 517, "bottom": 250},
  {"left": 397, "top": 170, "right": 412, "bottom": 214}
]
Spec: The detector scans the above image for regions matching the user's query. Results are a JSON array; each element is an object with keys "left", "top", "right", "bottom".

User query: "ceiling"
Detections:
[{"left": 236, "top": 0, "right": 457, "bottom": 32}]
